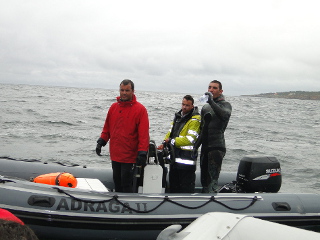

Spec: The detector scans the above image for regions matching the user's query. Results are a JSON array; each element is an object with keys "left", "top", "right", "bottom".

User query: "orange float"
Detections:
[{"left": 33, "top": 172, "right": 77, "bottom": 188}]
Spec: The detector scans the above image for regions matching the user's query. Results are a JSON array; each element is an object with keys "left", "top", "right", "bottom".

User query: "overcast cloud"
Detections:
[{"left": 0, "top": 0, "right": 319, "bottom": 96}]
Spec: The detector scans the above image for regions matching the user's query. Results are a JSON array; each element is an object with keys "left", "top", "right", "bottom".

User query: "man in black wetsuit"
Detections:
[{"left": 194, "top": 80, "right": 232, "bottom": 193}]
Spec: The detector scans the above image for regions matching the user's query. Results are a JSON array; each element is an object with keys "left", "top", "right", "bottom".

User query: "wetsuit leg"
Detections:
[
  {"left": 207, "top": 150, "right": 225, "bottom": 193},
  {"left": 200, "top": 149, "right": 209, "bottom": 193},
  {"left": 200, "top": 150, "right": 225, "bottom": 193}
]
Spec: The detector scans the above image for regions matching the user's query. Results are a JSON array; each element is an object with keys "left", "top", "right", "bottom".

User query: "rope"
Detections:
[
  {"left": 0, "top": 156, "right": 41, "bottom": 163},
  {"left": 0, "top": 156, "right": 82, "bottom": 167},
  {"left": 53, "top": 187, "right": 115, "bottom": 204},
  {"left": 53, "top": 187, "right": 259, "bottom": 213},
  {"left": 0, "top": 179, "right": 16, "bottom": 184}
]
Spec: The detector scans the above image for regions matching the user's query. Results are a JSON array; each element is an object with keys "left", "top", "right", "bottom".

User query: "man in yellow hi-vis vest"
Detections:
[{"left": 158, "top": 95, "right": 200, "bottom": 193}]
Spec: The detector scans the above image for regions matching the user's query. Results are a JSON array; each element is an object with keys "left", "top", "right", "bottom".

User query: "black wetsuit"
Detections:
[{"left": 198, "top": 94, "right": 232, "bottom": 192}]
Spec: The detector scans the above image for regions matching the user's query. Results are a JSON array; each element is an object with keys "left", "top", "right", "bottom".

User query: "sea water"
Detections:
[{"left": 0, "top": 83, "right": 319, "bottom": 195}]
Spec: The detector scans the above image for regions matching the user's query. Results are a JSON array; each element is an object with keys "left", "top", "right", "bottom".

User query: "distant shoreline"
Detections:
[{"left": 242, "top": 91, "right": 320, "bottom": 100}]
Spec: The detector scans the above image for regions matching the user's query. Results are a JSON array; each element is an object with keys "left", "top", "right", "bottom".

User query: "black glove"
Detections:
[
  {"left": 204, "top": 92, "right": 213, "bottom": 104},
  {"left": 96, "top": 144, "right": 102, "bottom": 156},
  {"left": 136, "top": 151, "right": 147, "bottom": 167},
  {"left": 96, "top": 138, "right": 106, "bottom": 156}
]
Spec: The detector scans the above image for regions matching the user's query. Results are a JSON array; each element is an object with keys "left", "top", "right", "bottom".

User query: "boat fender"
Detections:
[{"left": 33, "top": 172, "right": 77, "bottom": 188}]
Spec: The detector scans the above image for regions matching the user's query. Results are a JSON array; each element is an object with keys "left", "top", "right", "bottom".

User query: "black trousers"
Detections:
[
  {"left": 111, "top": 161, "right": 134, "bottom": 192},
  {"left": 169, "top": 163, "right": 195, "bottom": 193}
]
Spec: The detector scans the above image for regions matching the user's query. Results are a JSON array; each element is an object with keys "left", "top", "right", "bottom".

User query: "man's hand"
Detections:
[
  {"left": 157, "top": 138, "right": 170, "bottom": 150},
  {"left": 137, "top": 151, "right": 147, "bottom": 167},
  {"left": 157, "top": 144, "right": 164, "bottom": 150},
  {"left": 204, "top": 92, "right": 213, "bottom": 104},
  {"left": 96, "top": 144, "right": 102, "bottom": 156},
  {"left": 96, "top": 138, "right": 106, "bottom": 156}
]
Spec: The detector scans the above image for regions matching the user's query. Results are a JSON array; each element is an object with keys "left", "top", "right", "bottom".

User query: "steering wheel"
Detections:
[{"left": 162, "top": 141, "right": 175, "bottom": 164}]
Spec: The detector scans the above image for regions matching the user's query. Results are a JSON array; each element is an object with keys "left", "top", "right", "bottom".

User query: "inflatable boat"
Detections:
[
  {"left": 0, "top": 151, "right": 320, "bottom": 240},
  {"left": 157, "top": 212, "right": 320, "bottom": 240}
]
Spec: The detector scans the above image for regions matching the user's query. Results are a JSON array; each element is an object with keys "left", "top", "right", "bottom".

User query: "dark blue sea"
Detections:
[{"left": 0, "top": 83, "right": 319, "bottom": 195}]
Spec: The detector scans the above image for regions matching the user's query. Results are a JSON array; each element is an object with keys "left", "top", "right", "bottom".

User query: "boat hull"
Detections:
[
  {"left": 1, "top": 176, "right": 320, "bottom": 239},
  {"left": 1, "top": 157, "right": 320, "bottom": 239}
]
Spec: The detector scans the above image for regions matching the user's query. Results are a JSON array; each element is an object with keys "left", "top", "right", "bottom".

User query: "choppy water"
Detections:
[{"left": 0, "top": 83, "right": 319, "bottom": 194}]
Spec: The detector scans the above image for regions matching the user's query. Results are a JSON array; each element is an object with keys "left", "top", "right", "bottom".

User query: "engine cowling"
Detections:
[{"left": 236, "top": 155, "right": 281, "bottom": 193}]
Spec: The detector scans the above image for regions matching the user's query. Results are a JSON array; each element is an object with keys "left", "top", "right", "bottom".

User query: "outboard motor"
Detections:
[{"left": 236, "top": 155, "right": 281, "bottom": 193}]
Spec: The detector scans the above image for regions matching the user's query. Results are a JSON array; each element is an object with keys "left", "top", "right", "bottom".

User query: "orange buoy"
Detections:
[{"left": 33, "top": 172, "right": 77, "bottom": 188}]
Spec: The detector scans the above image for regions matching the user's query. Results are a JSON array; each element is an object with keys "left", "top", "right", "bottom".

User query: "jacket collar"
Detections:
[
  {"left": 176, "top": 106, "right": 199, "bottom": 119},
  {"left": 116, "top": 94, "right": 137, "bottom": 105},
  {"left": 214, "top": 94, "right": 225, "bottom": 102}
]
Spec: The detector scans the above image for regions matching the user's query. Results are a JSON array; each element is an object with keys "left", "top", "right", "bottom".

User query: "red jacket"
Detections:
[{"left": 100, "top": 95, "right": 149, "bottom": 163}]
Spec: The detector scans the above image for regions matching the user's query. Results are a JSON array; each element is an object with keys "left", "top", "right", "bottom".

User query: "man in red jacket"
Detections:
[{"left": 96, "top": 79, "right": 150, "bottom": 192}]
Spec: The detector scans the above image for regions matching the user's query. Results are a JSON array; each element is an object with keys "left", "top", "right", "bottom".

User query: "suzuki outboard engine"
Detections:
[{"left": 236, "top": 155, "right": 281, "bottom": 193}]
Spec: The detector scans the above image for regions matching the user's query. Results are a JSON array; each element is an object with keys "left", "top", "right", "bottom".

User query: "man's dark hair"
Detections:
[
  {"left": 210, "top": 80, "right": 222, "bottom": 90},
  {"left": 183, "top": 95, "right": 194, "bottom": 105},
  {"left": 120, "top": 79, "right": 134, "bottom": 91}
]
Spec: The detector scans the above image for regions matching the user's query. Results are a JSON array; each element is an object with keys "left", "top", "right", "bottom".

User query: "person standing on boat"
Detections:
[
  {"left": 95, "top": 79, "right": 150, "bottom": 192},
  {"left": 158, "top": 95, "right": 201, "bottom": 193},
  {"left": 194, "top": 80, "right": 232, "bottom": 193}
]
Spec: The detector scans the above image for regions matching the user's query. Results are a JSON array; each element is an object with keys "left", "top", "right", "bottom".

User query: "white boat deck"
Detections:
[{"left": 76, "top": 178, "right": 109, "bottom": 192}]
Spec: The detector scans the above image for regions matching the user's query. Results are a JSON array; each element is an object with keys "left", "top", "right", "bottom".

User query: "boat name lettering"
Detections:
[
  {"left": 56, "top": 198, "right": 148, "bottom": 213},
  {"left": 266, "top": 168, "right": 281, "bottom": 174}
]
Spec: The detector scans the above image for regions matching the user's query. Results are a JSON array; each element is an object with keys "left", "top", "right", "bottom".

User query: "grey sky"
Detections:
[{"left": 1, "top": 0, "right": 319, "bottom": 96}]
